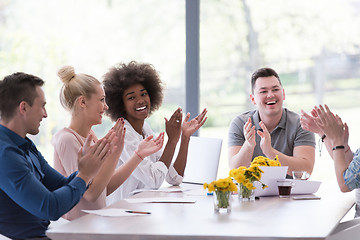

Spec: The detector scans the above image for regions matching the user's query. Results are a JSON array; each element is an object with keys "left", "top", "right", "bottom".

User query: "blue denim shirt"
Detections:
[
  {"left": 344, "top": 149, "right": 360, "bottom": 190},
  {"left": 0, "top": 124, "right": 87, "bottom": 239}
]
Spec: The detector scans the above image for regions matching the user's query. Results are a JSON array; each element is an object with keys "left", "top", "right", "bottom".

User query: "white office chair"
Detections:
[
  {"left": 327, "top": 217, "right": 360, "bottom": 240},
  {"left": 181, "top": 136, "right": 222, "bottom": 185}
]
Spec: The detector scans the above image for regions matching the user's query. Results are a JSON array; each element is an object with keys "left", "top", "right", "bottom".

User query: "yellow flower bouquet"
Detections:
[
  {"left": 251, "top": 155, "right": 281, "bottom": 167},
  {"left": 204, "top": 177, "right": 237, "bottom": 212},
  {"left": 230, "top": 155, "right": 281, "bottom": 201}
]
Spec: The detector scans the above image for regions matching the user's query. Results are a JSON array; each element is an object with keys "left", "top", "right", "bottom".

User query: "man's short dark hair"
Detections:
[
  {"left": 0, "top": 72, "right": 44, "bottom": 121},
  {"left": 251, "top": 68, "right": 281, "bottom": 93}
]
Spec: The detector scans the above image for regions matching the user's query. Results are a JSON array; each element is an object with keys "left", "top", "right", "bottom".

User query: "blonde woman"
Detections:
[{"left": 52, "top": 66, "right": 164, "bottom": 220}]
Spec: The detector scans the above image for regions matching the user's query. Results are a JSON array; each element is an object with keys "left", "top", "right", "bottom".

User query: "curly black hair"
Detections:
[{"left": 103, "top": 61, "right": 164, "bottom": 121}]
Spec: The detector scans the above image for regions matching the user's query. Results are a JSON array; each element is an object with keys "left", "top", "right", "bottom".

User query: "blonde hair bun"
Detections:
[{"left": 58, "top": 65, "right": 76, "bottom": 84}]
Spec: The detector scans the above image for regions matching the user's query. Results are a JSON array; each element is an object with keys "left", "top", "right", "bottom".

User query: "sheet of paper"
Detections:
[
  {"left": 291, "top": 180, "right": 322, "bottom": 195},
  {"left": 82, "top": 208, "right": 151, "bottom": 217},
  {"left": 125, "top": 197, "right": 196, "bottom": 204},
  {"left": 130, "top": 187, "right": 185, "bottom": 195},
  {"left": 148, "top": 188, "right": 185, "bottom": 193},
  {"left": 184, "top": 188, "right": 208, "bottom": 196}
]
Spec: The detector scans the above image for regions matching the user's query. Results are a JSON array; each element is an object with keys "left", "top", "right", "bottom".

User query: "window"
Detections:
[{"left": 2, "top": 0, "right": 360, "bottom": 182}]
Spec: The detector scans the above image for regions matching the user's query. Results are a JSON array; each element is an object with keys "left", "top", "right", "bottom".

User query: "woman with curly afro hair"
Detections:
[{"left": 103, "top": 61, "right": 207, "bottom": 203}]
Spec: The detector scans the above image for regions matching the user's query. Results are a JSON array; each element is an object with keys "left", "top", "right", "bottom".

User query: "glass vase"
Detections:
[
  {"left": 238, "top": 183, "right": 255, "bottom": 202},
  {"left": 213, "top": 190, "right": 232, "bottom": 213}
]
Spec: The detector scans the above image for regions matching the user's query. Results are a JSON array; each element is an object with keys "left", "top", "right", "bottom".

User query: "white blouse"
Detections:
[{"left": 106, "top": 120, "right": 183, "bottom": 205}]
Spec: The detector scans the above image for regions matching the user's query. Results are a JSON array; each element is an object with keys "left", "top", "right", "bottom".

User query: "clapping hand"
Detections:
[
  {"left": 136, "top": 132, "right": 165, "bottom": 159},
  {"left": 302, "top": 106, "right": 349, "bottom": 145},
  {"left": 313, "top": 105, "right": 345, "bottom": 145},
  {"left": 165, "top": 108, "right": 183, "bottom": 144},
  {"left": 243, "top": 117, "right": 256, "bottom": 147},
  {"left": 181, "top": 108, "right": 208, "bottom": 138},
  {"left": 110, "top": 118, "right": 126, "bottom": 155},
  {"left": 77, "top": 134, "right": 113, "bottom": 184},
  {"left": 257, "top": 121, "right": 273, "bottom": 158},
  {"left": 300, "top": 109, "right": 323, "bottom": 135}
]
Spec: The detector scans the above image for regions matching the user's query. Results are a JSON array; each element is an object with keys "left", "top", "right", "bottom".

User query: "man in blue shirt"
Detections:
[{"left": 0, "top": 72, "right": 112, "bottom": 239}]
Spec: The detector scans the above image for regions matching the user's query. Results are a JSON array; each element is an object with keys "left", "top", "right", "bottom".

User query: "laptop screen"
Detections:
[{"left": 182, "top": 136, "right": 222, "bottom": 185}]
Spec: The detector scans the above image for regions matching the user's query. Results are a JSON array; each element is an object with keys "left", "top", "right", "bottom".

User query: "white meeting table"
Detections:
[{"left": 47, "top": 182, "right": 355, "bottom": 240}]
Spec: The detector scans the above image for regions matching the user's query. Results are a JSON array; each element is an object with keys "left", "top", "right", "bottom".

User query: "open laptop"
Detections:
[{"left": 181, "top": 136, "right": 222, "bottom": 185}]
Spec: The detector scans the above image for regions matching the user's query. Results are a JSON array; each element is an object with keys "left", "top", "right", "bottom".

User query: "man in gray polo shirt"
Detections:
[{"left": 228, "top": 68, "right": 315, "bottom": 177}]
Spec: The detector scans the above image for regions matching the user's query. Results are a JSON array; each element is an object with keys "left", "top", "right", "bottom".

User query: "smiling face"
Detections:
[
  {"left": 250, "top": 76, "right": 285, "bottom": 118},
  {"left": 122, "top": 83, "right": 151, "bottom": 125},
  {"left": 25, "top": 86, "right": 48, "bottom": 135},
  {"left": 83, "top": 84, "right": 108, "bottom": 126}
]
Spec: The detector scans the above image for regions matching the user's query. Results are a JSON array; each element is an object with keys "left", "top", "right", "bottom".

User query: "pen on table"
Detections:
[{"left": 125, "top": 210, "right": 151, "bottom": 214}]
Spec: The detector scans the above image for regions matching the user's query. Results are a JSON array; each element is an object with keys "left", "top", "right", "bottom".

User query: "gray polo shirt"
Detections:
[{"left": 228, "top": 108, "right": 315, "bottom": 159}]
